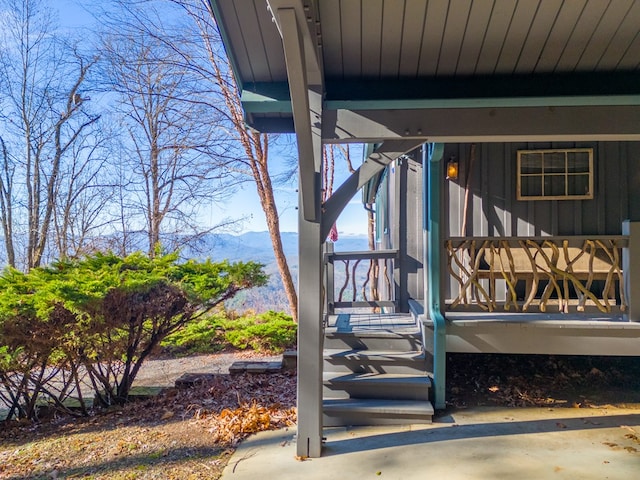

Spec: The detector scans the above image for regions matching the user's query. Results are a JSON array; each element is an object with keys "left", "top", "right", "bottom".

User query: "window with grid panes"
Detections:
[{"left": 517, "top": 148, "right": 593, "bottom": 200}]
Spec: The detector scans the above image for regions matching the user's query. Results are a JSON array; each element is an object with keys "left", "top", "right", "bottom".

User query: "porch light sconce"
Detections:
[{"left": 446, "top": 158, "right": 459, "bottom": 180}]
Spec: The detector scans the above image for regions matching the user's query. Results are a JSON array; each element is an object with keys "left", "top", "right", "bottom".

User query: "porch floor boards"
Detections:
[
  {"left": 444, "top": 310, "right": 630, "bottom": 326},
  {"left": 326, "top": 312, "right": 418, "bottom": 333}
]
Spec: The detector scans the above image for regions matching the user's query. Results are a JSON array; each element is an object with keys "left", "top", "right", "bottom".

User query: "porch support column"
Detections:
[
  {"left": 423, "top": 143, "right": 446, "bottom": 409},
  {"left": 297, "top": 209, "right": 323, "bottom": 457},
  {"left": 623, "top": 221, "right": 640, "bottom": 322},
  {"left": 273, "top": 3, "right": 324, "bottom": 457}
]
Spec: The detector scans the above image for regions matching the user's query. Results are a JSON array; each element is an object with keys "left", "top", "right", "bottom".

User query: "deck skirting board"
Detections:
[{"left": 423, "top": 319, "right": 640, "bottom": 355}]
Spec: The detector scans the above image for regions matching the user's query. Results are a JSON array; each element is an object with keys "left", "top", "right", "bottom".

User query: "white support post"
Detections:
[{"left": 623, "top": 220, "right": 640, "bottom": 321}]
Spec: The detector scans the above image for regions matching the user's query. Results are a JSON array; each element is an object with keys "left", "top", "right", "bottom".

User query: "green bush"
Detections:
[
  {"left": 222, "top": 311, "right": 297, "bottom": 353},
  {"left": 160, "top": 314, "right": 227, "bottom": 355},
  {"left": 0, "top": 251, "right": 267, "bottom": 417},
  {"left": 162, "top": 310, "right": 297, "bottom": 354}
]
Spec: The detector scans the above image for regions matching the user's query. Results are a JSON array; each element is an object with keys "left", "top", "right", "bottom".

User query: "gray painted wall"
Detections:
[
  {"left": 382, "top": 142, "right": 640, "bottom": 307},
  {"left": 385, "top": 154, "right": 424, "bottom": 306},
  {"left": 444, "top": 141, "right": 640, "bottom": 237}
]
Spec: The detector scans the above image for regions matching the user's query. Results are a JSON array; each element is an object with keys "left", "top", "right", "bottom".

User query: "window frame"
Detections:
[{"left": 516, "top": 148, "right": 594, "bottom": 201}]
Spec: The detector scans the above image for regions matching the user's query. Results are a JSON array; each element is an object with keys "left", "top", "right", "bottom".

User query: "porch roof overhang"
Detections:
[
  {"left": 211, "top": 0, "right": 640, "bottom": 142},
  {"left": 210, "top": 0, "right": 640, "bottom": 456}
]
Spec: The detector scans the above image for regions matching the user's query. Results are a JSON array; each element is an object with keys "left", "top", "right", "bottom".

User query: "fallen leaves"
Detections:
[
  {"left": 0, "top": 371, "right": 296, "bottom": 479},
  {"left": 447, "top": 353, "right": 640, "bottom": 408},
  {"left": 161, "top": 410, "right": 175, "bottom": 420},
  {"left": 204, "top": 401, "right": 296, "bottom": 446}
]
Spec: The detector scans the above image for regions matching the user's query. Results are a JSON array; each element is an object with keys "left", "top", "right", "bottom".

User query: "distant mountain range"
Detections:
[
  {"left": 201, "top": 231, "right": 368, "bottom": 263},
  {"left": 0, "top": 231, "right": 369, "bottom": 314},
  {"left": 201, "top": 231, "right": 369, "bottom": 313}
]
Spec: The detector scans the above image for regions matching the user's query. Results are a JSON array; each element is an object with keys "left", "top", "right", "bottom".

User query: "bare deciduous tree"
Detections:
[
  {"left": 52, "top": 131, "right": 114, "bottom": 259},
  {"left": 98, "top": 0, "right": 299, "bottom": 319},
  {"left": 99, "top": 12, "right": 236, "bottom": 257},
  {"left": 0, "top": 0, "right": 103, "bottom": 269},
  {"left": 170, "top": 0, "right": 299, "bottom": 321}
]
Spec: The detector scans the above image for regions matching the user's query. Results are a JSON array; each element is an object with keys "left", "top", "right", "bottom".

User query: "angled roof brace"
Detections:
[
  {"left": 321, "top": 140, "right": 424, "bottom": 241},
  {"left": 270, "top": 2, "right": 324, "bottom": 221}
]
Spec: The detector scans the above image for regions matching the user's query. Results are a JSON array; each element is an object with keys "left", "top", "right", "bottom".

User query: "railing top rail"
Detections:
[
  {"left": 326, "top": 249, "right": 399, "bottom": 261},
  {"left": 446, "top": 235, "right": 629, "bottom": 247},
  {"left": 332, "top": 300, "right": 396, "bottom": 309}
]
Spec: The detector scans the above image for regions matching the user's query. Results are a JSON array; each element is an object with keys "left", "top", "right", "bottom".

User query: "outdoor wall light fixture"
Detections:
[{"left": 446, "top": 158, "right": 459, "bottom": 180}]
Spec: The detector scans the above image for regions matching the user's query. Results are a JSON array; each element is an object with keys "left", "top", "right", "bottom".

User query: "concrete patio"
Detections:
[{"left": 222, "top": 406, "right": 640, "bottom": 480}]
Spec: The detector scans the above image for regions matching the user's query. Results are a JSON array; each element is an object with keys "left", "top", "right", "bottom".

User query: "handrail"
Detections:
[
  {"left": 325, "top": 249, "right": 399, "bottom": 262},
  {"left": 324, "top": 248, "right": 398, "bottom": 314},
  {"left": 445, "top": 235, "right": 628, "bottom": 313},
  {"left": 447, "top": 235, "right": 629, "bottom": 246}
]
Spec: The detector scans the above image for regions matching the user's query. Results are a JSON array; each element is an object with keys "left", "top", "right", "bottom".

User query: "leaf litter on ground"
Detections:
[
  {"left": 2, "top": 353, "right": 640, "bottom": 479},
  {"left": 0, "top": 371, "right": 295, "bottom": 479}
]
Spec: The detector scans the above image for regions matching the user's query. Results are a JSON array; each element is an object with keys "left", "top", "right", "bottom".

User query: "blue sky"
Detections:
[
  {"left": 207, "top": 151, "right": 370, "bottom": 235},
  {"left": 57, "top": 0, "right": 369, "bottom": 237}
]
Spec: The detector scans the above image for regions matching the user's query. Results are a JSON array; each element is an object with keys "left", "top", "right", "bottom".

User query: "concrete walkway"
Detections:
[{"left": 222, "top": 407, "right": 640, "bottom": 480}]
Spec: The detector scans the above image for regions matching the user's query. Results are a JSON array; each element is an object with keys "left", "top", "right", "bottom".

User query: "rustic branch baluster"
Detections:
[
  {"left": 495, "top": 241, "right": 519, "bottom": 311},
  {"left": 337, "top": 260, "right": 350, "bottom": 304},
  {"left": 447, "top": 240, "right": 471, "bottom": 307},
  {"left": 446, "top": 236, "right": 627, "bottom": 314},
  {"left": 595, "top": 239, "right": 626, "bottom": 311},
  {"left": 350, "top": 259, "right": 361, "bottom": 302}
]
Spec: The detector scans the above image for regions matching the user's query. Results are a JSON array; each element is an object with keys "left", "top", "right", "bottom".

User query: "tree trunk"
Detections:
[
  {"left": 0, "top": 138, "right": 16, "bottom": 267},
  {"left": 210, "top": 47, "right": 299, "bottom": 320},
  {"left": 254, "top": 135, "right": 298, "bottom": 322}
]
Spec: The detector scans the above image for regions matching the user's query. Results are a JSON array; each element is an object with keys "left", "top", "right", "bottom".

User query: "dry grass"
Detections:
[
  {"left": 0, "top": 372, "right": 296, "bottom": 480},
  {"left": 3, "top": 353, "right": 640, "bottom": 479}
]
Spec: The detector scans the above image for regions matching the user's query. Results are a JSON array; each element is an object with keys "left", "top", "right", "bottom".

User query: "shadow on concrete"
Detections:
[{"left": 322, "top": 413, "right": 640, "bottom": 457}]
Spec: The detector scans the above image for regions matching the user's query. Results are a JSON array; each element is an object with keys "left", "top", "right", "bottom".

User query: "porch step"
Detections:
[
  {"left": 322, "top": 317, "right": 434, "bottom": 426},
  {"left": 323, "top": 349, "right": 427, "bottom": 375},
  {"left": 323, "top": 398, "right": 434, "bottom": 426},
  {"left": 323, "top": 372, "right": 431, "bottom": 401},
  {"left": 324, "top": 329, "right": 423, "bottom": 351}
]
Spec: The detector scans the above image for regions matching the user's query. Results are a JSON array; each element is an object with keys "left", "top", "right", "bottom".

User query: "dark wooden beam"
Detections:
[{"left": 323, "top": 105, "right": 640, "bottom": 143}]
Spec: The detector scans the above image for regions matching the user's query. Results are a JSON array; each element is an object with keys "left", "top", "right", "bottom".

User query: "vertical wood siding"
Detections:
[
  {"left": 384, "top": 142, "right": 640, "bottom": 304},
  {"left": 444, "top": 141, "right": 640, "bottom": 238}
]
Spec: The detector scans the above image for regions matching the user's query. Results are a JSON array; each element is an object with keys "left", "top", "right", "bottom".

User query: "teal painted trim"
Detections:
[
  {"left": 234, "top": 73, "right": 640, "bottom": 125},
  {"left": 326, "top": 95, "right": 640, "bottom": 111},
  {"left": 423, "top": 143, "right": 446, "bottom": 410},
  {"left": 361, "top": 143, "right": 383, "bottom": 205},
  {"left": 324, "top": 72, "right": 640, "bottom": 110},
  {"left": 241, "top": 98, "right": 292, "bottom": 113},
  {"left": 248, "top": 117, "right": 295, "bottom": 133},
  {"left": 242, "top": 89, "right": 640, "bottom": 115},
  {"left": 364, "top": 143, "right": 375, "bottom": 158},
  {"left": 209, "top": 1, "right": 244, "bottom": 93},
  {"left": 241, "top": 82, "right": 293, "bottom": 113},
  {"left": 326, "top": 72, "right": 640, "bottom": 103}
]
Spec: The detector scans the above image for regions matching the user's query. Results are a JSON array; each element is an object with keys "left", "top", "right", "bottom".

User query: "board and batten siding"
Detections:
[
  {"left": 380, "top": 142, "right": 640, "bottom": 306},
  {"left": 444, "top": 142, "right": 640, "bottom": 238}
]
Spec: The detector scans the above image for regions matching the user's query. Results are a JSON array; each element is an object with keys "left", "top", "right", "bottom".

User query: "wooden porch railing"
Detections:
[
  {"left": 445, "top": 236, "right": 628, "bottom": 313},
  {"left": 324, "top": 246, "right": 398, "bottom": 314}
]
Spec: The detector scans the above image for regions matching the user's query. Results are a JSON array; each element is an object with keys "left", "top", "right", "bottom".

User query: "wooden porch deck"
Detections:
[
  {"left": 326, "top": 312, "right": 419, "bottom": 333},
  {"left": 327, "top": 304, "right": 640, "bottom": 356},
  {"left": 445, "top": 310, "right": 627, "bottom": 323},
  {"left": 435, "top": 310, "right": 640, "bottom": 356}
]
